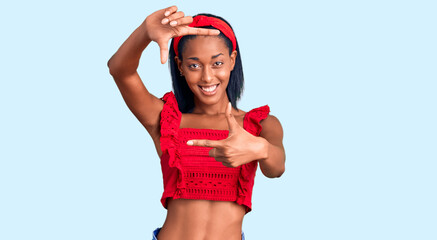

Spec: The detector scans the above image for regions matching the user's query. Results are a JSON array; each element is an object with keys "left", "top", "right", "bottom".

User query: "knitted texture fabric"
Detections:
[{"left": 159, "top": 92, "right": 269, "bottom": 213}]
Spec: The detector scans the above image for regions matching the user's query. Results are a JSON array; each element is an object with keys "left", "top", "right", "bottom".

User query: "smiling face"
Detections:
[{"left": 176, "top": 36, "right": 237, "bottom": 110}]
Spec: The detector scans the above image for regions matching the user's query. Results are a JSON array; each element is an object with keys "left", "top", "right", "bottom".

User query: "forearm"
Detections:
[
  {"left": 107, "top": 23, "right": 151, "bottom": 78},
  {"left": 257, "top": 138, "right": 286, "bottom": 178}
]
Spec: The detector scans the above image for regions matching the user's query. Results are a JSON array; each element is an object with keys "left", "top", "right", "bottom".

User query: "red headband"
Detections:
[{"left": 173, "top": 15, "right": 237, "bottom": 57}]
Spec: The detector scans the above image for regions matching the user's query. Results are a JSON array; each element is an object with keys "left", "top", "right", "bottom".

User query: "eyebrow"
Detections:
[{"left": 187, "top": 53, "right": 223, "bottom": 61}]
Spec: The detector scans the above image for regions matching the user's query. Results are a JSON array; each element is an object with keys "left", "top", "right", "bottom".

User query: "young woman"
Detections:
[{"left": 107, "top": 5, "right": 285, "bottom": 240}]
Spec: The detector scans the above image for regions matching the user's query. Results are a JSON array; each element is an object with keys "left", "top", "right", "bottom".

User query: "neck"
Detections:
[{"left": 192, "top": 95, "right": 230, "bottom": 115}]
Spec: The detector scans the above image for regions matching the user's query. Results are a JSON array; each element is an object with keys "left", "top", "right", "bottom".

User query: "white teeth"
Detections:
[{"left": 200, "top": 84, "right": 218, "bottom": 92}]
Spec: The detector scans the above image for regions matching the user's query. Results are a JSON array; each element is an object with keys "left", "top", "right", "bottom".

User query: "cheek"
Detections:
[
  {"left": 183, "top": 77, "right": 202, "bottom": 94},
  {"left": 183, "top": 72, "right": 200, "bottom": 85},
  {"left": 215, "top": 68, "right": 231, "bottom": 81},
  {"left": 185, "top": 79, "right": 198, "bottom": 91}
]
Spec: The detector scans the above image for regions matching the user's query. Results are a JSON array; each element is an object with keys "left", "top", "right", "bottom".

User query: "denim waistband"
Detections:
[{"left": 152, "top": 227, "right": 245, "bottom": 240}]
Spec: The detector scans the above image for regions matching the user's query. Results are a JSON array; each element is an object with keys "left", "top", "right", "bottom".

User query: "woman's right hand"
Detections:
[{"left": 143, "top": 5, "right": 220, "bottom": 64}]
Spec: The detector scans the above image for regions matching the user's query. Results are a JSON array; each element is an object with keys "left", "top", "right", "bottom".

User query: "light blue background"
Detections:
[{"left": 1, "top": 0, "right": 436, "bottom": 239}]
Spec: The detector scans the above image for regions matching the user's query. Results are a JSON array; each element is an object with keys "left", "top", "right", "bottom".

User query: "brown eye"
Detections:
[
  {"left": 189, "top": 63, "right": 200, "bottom": 69},
  {"left": 214, "top": 61, "right": 223, "bottom": 66}
]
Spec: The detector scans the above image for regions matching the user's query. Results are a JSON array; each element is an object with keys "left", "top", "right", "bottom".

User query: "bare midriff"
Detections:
[{"left": 156, "top": 198, "right": 246, "bottom": 240}]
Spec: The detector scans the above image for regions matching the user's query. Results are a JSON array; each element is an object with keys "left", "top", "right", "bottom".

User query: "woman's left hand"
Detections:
[{"left": 187, "top": 103, "right": 268, "bottom": 168}]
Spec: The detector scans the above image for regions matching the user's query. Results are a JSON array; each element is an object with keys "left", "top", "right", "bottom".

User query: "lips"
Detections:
[{"left": 199, "top": 84, "right": 219, "bottom": 95}]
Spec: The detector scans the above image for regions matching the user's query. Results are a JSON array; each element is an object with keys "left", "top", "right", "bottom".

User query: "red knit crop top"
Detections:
[{"left": 159, "top": 92, "right": 270, "bottom": 213}]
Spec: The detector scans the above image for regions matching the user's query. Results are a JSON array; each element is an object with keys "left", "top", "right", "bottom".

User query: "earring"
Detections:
[{"left": 179, "top": 71, "right": 183, "bottom": 76}]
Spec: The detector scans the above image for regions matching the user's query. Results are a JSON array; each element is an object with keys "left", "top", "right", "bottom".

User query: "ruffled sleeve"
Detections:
[
  {"left": 159, "top": 92, "right": 185, "bottom": 207},
  {"left": 160, "top": 92, "right": 181, "bottom": 155},
  {"left": 243, "top": 105, "right": 270, "bottom": 136},
  {"left": 237, "top": 105, "right": 270, "bottom": 213}
]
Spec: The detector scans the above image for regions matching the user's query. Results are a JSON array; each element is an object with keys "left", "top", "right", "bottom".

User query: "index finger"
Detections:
[
  {"left": 187, "top": 139, "right": 222, "bottom": 148},
  {"left": 164, "top": 5, "right": 178, "bottom": 17},
  {"left": 179, "top": 27, "right": 220, "bottom": 37}
]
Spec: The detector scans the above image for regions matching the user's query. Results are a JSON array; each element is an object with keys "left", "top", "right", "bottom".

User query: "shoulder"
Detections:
[
  {"left": 261, "top": 114, "right": 281, "bottom": 126},
  {"left": 161, "top": 91, "right": 176, "bottom": 103},
  {"left": 260, "top": 114, "right": 284, "bottom": 142}
]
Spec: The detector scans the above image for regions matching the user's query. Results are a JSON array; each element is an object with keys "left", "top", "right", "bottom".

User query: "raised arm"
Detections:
[{"left": 107, "top": 6, "right": 220, "bottom": 140}]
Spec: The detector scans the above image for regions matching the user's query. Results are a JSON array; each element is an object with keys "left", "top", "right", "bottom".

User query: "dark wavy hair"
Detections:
[{"left": 168, "top": 13, "right": 244, "bottom": 113}]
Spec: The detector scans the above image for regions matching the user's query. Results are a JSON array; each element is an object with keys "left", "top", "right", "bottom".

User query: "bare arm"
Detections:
[
  {"left": 108, "top": 25, "right": 163, "bottom": 135},
  {"left": 107, "top": 6, "right": 220, "bottom": 141},
  {"left": 258, "top": 115, "right": 286, "bottom": 178}
]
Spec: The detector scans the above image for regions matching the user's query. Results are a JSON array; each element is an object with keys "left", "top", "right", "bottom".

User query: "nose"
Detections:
[{"left": 201, "top": 66, "right": 213, "bottom": 83}]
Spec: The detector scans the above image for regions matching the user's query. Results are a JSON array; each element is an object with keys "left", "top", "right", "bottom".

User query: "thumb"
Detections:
[
  {"left": 157, "top": 39, "right": 169, "bottom": 64},
  {"left": 225, "top": 102, "right": 240, "bottom": 133}
]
